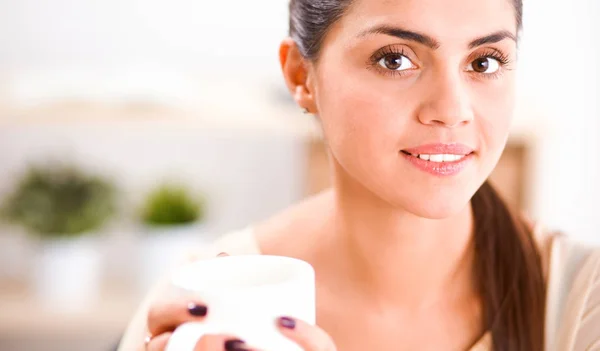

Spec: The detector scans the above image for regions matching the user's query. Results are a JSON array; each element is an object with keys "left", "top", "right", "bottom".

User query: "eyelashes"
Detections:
[
  {"left": 367, "top": 45, "right": 514, "bottom": 79},
  {"left": 475, "top": 47, "right": 511, "bottom": 66},
  {"left": 367, "top": 46, "right": 417, "bottom": 78},
  {"left": 368, "top": 46, "right": 411, "bottom": 66},
  {"left": 467, "top": 47, "right": 513, "bottom": 79}
]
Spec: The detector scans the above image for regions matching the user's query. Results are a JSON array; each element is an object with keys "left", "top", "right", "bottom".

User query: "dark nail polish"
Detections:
[
  {"left": 187, "top": 303, "right": 208, "bottom": 317},
  {"left": 224, "top": 338, "right": 246, "bottom": 351},
  {"left": 278, "top": 316, "right": 296, "bottom": 329}
]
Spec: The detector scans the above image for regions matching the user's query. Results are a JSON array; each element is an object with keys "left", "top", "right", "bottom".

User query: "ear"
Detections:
[{"left": 279, "top": 38, "right": 318, "bottom": 114}]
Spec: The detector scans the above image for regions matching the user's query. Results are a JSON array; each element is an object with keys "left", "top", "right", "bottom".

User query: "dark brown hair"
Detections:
[{"left": 288, "top": 1, "right": 545, "bottom": 350}]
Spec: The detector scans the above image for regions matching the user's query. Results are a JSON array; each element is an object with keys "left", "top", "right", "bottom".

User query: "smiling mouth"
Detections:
[{"left": 400, "top": 150, "right": 474, "bottom": 163}]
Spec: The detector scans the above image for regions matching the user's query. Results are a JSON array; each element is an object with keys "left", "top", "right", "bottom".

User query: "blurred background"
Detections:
[{"left": 0, "top": 0, "right": 598, "bottom": 350}]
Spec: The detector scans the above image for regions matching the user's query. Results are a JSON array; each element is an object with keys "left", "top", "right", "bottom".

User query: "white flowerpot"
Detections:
[
  {"left": 138, "top": 223, "right": 208, "bottom": 295},
  {"left": 33, "top": 235, "right": 102, "bottom": 311}
]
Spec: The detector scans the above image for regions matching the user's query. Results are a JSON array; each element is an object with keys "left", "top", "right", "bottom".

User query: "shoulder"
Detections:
[
  {"left": 183, "top": 226, "right": 261, "bottom": 262},
  {"left": 184, "top": 190, "right": 334, "bottom": 262},
  {"left": 253, "top": 190, "right": 334, "bottom": 258},
  {"left": 528, "top": 221, "right": 555, "bottom": 282},
  {"left": 547, "top": 234, "right": 600, "bottom": 350}
]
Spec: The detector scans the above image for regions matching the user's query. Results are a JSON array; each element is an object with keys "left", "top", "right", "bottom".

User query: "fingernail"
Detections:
[
  {"left": 278, "top": 316, "right": 296, "bottom": 329},
  {"left": 224, "top": 338, "right": 246, "bottom": 351},
  {"left": 187, "top": 302, "right": 208, "bottom": 317}
]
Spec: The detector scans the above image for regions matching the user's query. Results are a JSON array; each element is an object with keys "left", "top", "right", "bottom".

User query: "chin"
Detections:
[{"left": 384, "top": 185, "right": 476, "bottom": 220}]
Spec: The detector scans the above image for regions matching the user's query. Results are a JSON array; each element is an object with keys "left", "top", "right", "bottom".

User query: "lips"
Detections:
[
  {"left": 401, "top": 151, "right": 469, "bottom": 163},
  {"left": 400, "top": 143, "right": 475, "bottom": 176},
  {"left": 402, "top": 143, "right": 474, "bottom": 157}
]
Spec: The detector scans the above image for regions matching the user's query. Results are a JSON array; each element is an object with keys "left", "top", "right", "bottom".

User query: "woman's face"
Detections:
[{"left": 307, "top": 0, "right": 518, "bottom": 218}]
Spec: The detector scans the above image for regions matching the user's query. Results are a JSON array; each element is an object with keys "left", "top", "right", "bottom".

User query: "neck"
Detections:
[{"left": 327, "top": 171, "right": 477, "bottom": 309}]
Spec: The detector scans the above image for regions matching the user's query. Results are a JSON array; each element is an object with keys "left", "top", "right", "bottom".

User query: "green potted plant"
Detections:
[
  {"left": 138, "top": 182, "right": 207, "bottom": 292},
  {"left": 1, "top": 163, "right": 116, "bottom": 309},
  {"left": 141, "top": 183, "right": 204, "bottom": 227}
]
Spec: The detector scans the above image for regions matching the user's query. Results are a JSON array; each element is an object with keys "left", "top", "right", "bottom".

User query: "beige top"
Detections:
[{"left": 118, "top": 227, "right": 600, "bottom": 351}]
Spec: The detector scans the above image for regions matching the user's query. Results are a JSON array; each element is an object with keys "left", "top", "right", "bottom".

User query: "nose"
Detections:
[{"left": 417, "top": 71, "right": 474, "bottom": 128}]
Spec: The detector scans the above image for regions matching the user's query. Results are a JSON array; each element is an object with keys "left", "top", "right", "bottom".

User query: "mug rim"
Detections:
[{"left": 171, "top": 254, "right": 315, "bottom": 294}]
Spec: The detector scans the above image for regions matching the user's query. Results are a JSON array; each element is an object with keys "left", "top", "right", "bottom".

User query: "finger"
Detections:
[
  {"left": 145, "top": 332, "right": 172, "bottom": 351},
  {"left": 147, "top": 299, "right": 208, "bottom": 337},
  {"left": 193, "top": 334, "right": 256, "bottom": 351},
  {"left": 276, "top": 317, "right": 337, "bottom": 351}
]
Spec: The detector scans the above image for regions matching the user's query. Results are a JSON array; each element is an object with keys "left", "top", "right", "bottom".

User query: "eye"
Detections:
[
  {"left": 468, "top": 57, "right": 501, "bottom": 74},
  {"left": 377, "top": 54, "right": 415, "bottom": 71}
]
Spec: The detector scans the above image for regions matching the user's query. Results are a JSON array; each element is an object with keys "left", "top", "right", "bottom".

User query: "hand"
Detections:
[
  {"left": 144, "top": 253, "right": 336, "bottom": 351},
  {"left": 276, "top": 316, "right": 337, "bottom": 351},
  {"left": 144, "top": 252, "right": 262, "bottom": 351}
]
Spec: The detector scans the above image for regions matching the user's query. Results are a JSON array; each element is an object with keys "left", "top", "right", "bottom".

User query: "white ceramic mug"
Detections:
[{"left": 165, "top": 255, "right": 316, "bottom": 351}]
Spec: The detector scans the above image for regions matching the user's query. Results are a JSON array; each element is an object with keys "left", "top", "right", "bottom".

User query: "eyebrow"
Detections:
[
  {"left": 358, "top": 25, "right": 440, "bottom": 49},
  {"left": 467, "top": 30, "right": 517, "bottom": 49},
  {"left": 357, "top": 25, "right": 517, "bottom": 50}
]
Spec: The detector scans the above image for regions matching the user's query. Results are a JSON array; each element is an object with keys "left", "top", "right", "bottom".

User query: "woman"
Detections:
[{"left": 120, "top": 0, "right": 600, "bottom": 350}]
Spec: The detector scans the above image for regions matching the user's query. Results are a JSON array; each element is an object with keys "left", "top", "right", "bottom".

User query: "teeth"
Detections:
[
  {"left": 413, "top": 153, "right": 466, "bottom": 162},
  {"left": 443, "top": 154, "right": 459, "bottom": 162},
  {"left": 429, "top": 154, "right": 445, "bottom": 162}
]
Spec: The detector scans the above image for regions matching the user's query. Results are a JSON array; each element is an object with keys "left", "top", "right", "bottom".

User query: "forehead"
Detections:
[{"left": 338, "top": 0, "right": 517, "bottom": 45}]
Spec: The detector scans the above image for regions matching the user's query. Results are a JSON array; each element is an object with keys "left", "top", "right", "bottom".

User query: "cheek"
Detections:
[
  {"left": 318, "top": 85, "right": 398, "bottom": 180},
  {"left": 473, "top": 79, "right": 515, "bottom": 155},
  {"left": 469, "top": 78, "right": 516, "bottom": 190},
  {"left": 314, "top": 64, "right": 416, "bottom": 165}
]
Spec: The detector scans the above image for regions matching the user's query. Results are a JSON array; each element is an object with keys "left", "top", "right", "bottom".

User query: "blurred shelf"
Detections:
[
  {"left": 0, "top": 79, "right": 323, "bottom": 140},
  {"left": 0, "top": 107, "right": 321, "bottom": 140}
]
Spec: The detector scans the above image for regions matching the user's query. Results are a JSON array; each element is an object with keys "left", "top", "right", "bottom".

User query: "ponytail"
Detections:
[{"left": 472, "top": 181, "right": 546, "bottom": 350}]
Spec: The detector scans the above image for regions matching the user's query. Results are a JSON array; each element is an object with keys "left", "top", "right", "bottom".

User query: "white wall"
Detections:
[
  {"left": 518, "top": 0, "right": 600, "bottom": 242},
  {"left": 0, "top": 0, "right": 288, "bottom": 68},
  {"left": 0, "top": 0, "right": 290, "bottom": 107}
]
